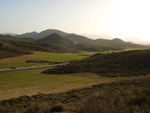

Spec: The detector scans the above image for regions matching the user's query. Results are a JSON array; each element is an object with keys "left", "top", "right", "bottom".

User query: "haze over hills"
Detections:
[{"left": 94, "top": 38, "right": 146, "bottom": 48}]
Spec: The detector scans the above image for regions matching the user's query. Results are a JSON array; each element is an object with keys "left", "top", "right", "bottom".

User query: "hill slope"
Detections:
[
  {"left": 43, "top": 49, "right": 150, "bottom": 76},
  {"left": 65, "top": 34, "right": 146, "bottom": 48},
  {"left": 0, "top": 35, "right": 52, "bottom": 59},
  {"left": 95, "top": 38, "right": 146, "bottom": 48},
  {"left": 36, "top": 33, "right": 74, "bottom": 44},
  {"left": 65, "top": 34, "right": 94, "bottom": 44}
]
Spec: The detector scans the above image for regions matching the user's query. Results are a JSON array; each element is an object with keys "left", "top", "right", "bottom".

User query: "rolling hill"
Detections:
[
  {"left": 65, "top": 34, "right": 95, "bottom": 44},
  {"left": 36, "top": 33, "right": 74, "bottom": 44},
  {"left": 36, "top": 33, "right": 125, "bottom": 52},
  {"left": 95, "top": 38, "right": 146, "bottom": 48},
  {"left": 43, "top": 49, "right": 150, "bottom": 76},
  {"left": 0, "top": 35, "right": 52, "bottom": 59}
]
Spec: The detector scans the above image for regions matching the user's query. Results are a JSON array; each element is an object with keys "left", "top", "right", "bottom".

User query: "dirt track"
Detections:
[{"left": 0, "top": 63, "right": 68, "bottom": 72}]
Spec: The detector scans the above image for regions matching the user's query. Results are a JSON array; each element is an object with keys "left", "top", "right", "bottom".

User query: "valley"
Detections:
[
  {"left": 1, "top": 0, "right": 150, "bottom": 112},
  {"left": 0, "top": 29, "right": 150, "bottom": 113}
]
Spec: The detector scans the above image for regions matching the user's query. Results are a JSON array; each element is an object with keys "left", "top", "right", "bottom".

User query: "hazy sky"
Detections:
[{"left": 0, "top": 0, "right": 150, "bottom": 41}]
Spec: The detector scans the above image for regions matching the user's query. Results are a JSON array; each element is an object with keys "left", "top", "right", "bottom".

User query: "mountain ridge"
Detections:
[
  {"left": 16, "top": 29, "right": 69, "bottom": 38},
  {"left": 1, "top": 29, "right": 148, "bottom": 49}
]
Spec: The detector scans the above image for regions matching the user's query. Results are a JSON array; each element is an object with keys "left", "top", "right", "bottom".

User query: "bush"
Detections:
[
  {"left": 24, "top": 102, "right": 51, "bottom": 113},
  {"left": 51, "top": 104, "right": 65, "bottom": 112}
]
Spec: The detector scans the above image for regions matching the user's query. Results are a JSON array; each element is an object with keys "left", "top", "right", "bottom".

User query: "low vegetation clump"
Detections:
[
  {"left": 43, "top": 49, "right": 150, "bottom": 76},
  {"left": 0, "top": 45, "right": 32, "bottom": 59},
  {"left": 0, "top": 77, "right": 150, "bottom": 113}
]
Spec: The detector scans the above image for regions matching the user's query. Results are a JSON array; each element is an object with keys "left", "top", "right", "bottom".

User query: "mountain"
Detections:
[
  {"left": 0, "top": 35, "right": 52, "bottom": 59},
  {"left": 43, "top": 49, "right": 150, "bottom": 76},
  {"left": 95, "top": 38, "right": 146, "bottom": 48},
  {"left": 3, "top": 29, "right": 148, "bottom": 49},
  {"left": 95, "top": 38, "right": 125, "bottom": 45},
  {"left": 65, "top": 34, "right": 95, "bottom": 44},
  {"left": 16, "top": 31, "right": 38, "bottom": 38},
  {"left": 16, "top": 29, "right": 69, "bottom": 38},
  {"left": 36, "top": 33, "right": 74, "bottom": 44},
  {"left": 65, "top": 34, "right": 146, "bottom": 48}
]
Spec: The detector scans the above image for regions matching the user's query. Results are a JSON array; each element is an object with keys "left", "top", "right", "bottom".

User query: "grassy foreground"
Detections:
[
  {"left": 0, "top": 67, "right": 138, "bottom": 100},
  {"left": 0, "top": 76, "right": 149, "bottom": 113}
]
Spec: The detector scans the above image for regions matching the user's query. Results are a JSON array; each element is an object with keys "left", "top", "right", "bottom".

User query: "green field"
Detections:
[
  {"left": 0, "top": 49, "right": 140, "bottom": 69},
  {"left": 0, "top": 50, "right": 143, "bottom": 101},
  {"left": 0, "top": 67, "right": 138, "bottom": 100},
  {"left": 0, "top": 51, "right": 96, "bottom": 69}
]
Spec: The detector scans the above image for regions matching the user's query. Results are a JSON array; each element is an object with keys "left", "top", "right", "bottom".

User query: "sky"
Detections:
[{"left": 0, "top": 0, "right": 150, "bottom": 41}]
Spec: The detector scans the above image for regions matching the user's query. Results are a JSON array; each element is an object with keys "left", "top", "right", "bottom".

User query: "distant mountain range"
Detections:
[{"left": 1, "top": 29, "right": 149, "bottom": 48}]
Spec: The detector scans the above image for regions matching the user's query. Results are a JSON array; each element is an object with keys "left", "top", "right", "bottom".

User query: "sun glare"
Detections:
[{"left": 112, "top": 0, "right": 150, "bottom": 41}]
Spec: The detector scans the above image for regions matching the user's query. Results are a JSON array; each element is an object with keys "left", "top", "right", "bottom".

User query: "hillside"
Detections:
[
  {"left": 43, "top": 49, "right": 150, "bottom": 76},
  {"left": 0, "top": 41, "right": 31, "bottom": 59},
  {"left": 36, "top": 33, "right": 74, "bottom": 44},
  {"left": 95, "top": 38, "right": 146, "bottom": 48},
  {"left": 0, "top": 35, "right": 52, "bottom": 59},
  {"left": 36, "top": 33, "right": 125, "bottom": 52},
  {"left": 8, "top": 29, "right": 148, "bottom": 49},
  {"left": 65, "top": 34, "right": 146, "bottom": 48},
  {"left": 65, "top": 34, "right": 94, "bottom": 44}
]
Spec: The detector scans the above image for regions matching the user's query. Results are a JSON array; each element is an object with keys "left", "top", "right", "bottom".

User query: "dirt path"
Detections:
[{"left": 0, "top": 63, "right": 68, "bottom": 72}]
